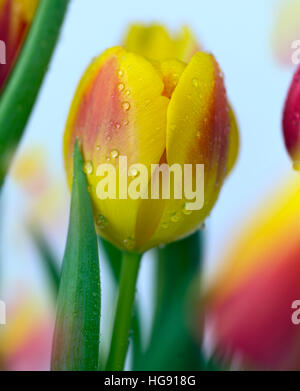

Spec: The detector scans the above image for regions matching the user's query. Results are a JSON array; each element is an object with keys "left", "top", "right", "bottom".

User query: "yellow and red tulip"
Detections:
[
  {"left": 0, "top": 0, "right": 39, "bottom": 91},
  {"left": 283, "top": 65, "right": 300, "bottom": 166},
  {"left": 204, "top": 175, "right": 300, "bottom": 370},
  {"left": 64, "top": 26, "right": 239, "bottom": 253}
]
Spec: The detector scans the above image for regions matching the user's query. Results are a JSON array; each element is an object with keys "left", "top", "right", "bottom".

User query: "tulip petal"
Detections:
[
  {"left": 145, "top": 52, "right": 229, "bottom": 249},
  {"left": 64, "top": 47, "right": 169, "bottom": 250},
  {"left": 124, "top": 24, "right": 200, "bottom": 63},
  {"left": 227, "top": 105, "right": 239, "bottom": 174},
  {"left": 283, "top": 65, "right": 300, "bottom": 165}
]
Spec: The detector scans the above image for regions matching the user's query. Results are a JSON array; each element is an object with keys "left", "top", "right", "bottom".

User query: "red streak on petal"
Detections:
[
  {"left": 70, "top": 55, "right": 124, "bottom": 162},
  {"left": 211, "top": 59, "right": 229, "bottom": 183}
]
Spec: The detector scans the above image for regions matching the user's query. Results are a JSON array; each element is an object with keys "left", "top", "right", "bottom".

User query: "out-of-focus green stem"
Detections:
[
  {"left": 0, "top": 0, "right": 70, "bottom": 188},
  {"left": 30, "top": 227, "right": 60, "bottom": 297},
  {"left": 136, "top": 231, "right": 204, "bottom": 370},
  {"left": 106, "top": 252, "right": 142, "bottom": 371}
]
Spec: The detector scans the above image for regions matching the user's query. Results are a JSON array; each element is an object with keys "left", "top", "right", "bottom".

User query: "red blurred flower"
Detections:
[
  {"left": 283, "top": 65, "right": 300, "bottom": 166},
  {"left": 0, "top": 0, "right": 39, "bottom": 91},
  {"left": 204, "top": 176, "right": 300, "bottom": 370}
]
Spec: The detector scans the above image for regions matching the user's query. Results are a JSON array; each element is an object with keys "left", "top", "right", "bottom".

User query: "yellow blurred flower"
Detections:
[
  {"left": 272, "top": 0, "right": 300, "bottom": 67},
  {"left": 0, "top": 292, "right": 53, "bottom": 371}
]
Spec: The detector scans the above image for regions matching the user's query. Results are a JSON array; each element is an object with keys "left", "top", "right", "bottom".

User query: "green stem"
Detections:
[{"left": 106, "top": 252, "right": 142, "bottom": 371}]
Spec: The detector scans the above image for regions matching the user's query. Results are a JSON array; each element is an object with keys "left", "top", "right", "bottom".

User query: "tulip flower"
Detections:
[
  {"left": 0, "top": 0, "right": 39, "bottom": 91},
  {"left": 283, "top": 65, "right": 300, "bottom": 167},
  {"left": 0, "top": 294, "right": 54, "bottom": 371},
  {"left": 204, "top": 175, "right": 300, "bottom": 370},
  {"left": 64, "top": 45, "right": 239, "bottom": 253}
]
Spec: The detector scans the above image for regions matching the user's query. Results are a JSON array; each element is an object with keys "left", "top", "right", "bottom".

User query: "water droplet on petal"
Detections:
[
  {"left": 110, "top": 149, "right": 119, "bottom": 159},
  {"left": 115, "top": 122, "right": 121, "bottom": 129},
  {"left": 192, "top": 78, "right": 199, "bottom": 88},
  {"left": 118, "top": 69, "right": 124, "bottom": 77},
  {"left": 84, "top": 161, "right": 93, "bottom": 175},
  {"left": 123, "top": 119, "right": 129, "bottom": 126},
  {"left": 161, "top": 221, "right": 169, "bottom": 229},
  {"left": 124, "top": 237, "right": 135, "bottom": 250},
  {"left": 122, "top": 102, "right": 130, "bottom": 112},
  {"left": 170, "top": 211, "right": 181, "bottom": 223},
  {"left": 182, "top": 203, "right": 192, "bottom": 215},
  {"left": 118, "top": 83, "right": 125, "bottom": 91},
  {"left": 96, "top": 215, "right": 108, "bottom": 229},
  {"left": 129, "top": 167, "right": 138, "bottom": 177}
]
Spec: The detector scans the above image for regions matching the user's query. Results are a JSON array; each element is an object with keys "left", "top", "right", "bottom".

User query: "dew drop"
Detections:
[
  {"left": 96, "top": 215, "right": 108, "bottom": 229},
  {"left": 96, "top": 144, "right": 101, "bottom": 151},
  {"left": 182, "top": 203, "right": 192, "bottom": 216},
  {"left": 122, "top": 102, "right": 130, "bottom": 112},
  {"left": 118, "top": 69, "right": 124, "bottom": 77},
  {"left": 118, "top": 83, "right": 125, "bottom": 92},
  {"left": 110, "top": 149, "right": 119, "bottom": 159},
  {"left": 123, "top": 119, "right": 129, "bottom": 126},
  {"left": 115, "top": 122, "right": 121, "bottom": 129},
  {"left": 124, "top": 237, "right": 135, "bottom": 250},
  {"left": 192, "top": 78, "right": 199, "bottom": 88},
  {"left": 129, "top": 167, "right": 138, "bottom": 177},
  {"left": 170, "top": 211, "right": 181, "bottom": 223},
  {"left": 83, "top": 161, "right": 93, "bottom": 175},
  {"left": 161, "top": 221, "right": 169, "bottom": 229}
]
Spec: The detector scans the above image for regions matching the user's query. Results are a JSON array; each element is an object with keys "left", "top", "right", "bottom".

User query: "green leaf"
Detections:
[
  {"left": 135, "top": 231, "right": 204, "bottom": 370},
  {"left": 0, "top": 0, "right": 70, "bottom": 187},
  {"left": 51, "top": 141, "right": 100, "bottom": 371}
]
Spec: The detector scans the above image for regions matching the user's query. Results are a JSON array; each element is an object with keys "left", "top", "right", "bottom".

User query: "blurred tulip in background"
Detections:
[
  {"left": 282, "top": 65, "right": 300, "bottom": 166},
  {"left": 204, "top": 174, "right": 300, "bottom": 370},
  {"left": 0, "top": 0, "right": 39, "bottom": 91}
]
